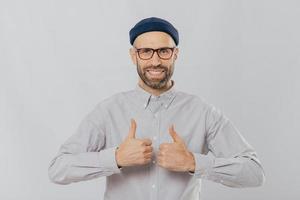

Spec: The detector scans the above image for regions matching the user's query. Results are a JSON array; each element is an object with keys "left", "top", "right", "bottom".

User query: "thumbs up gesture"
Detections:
[
  {"left": 115, "top": 119, "right": 153, "bottom": 167},
  {"left": 157, "top": 125, "right": 195, "bottom": 172}
]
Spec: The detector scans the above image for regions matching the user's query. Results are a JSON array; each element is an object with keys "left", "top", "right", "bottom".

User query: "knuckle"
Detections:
[
  {"left": 147, "top": 146, "right": 153, "bottom": 152},
  {"left": 158, "top": 159, "right": 164, "bottom": 166},
  {"left": 160, "top": 150, "right": 167, "bottom": 156},
  {"left": 144, "top": 146, "right": 150, "bottom": 153},
  {"left": 160, "top": 144, "right": 168, "bottom": 149},
  {"left": 142, "top": 139, "right": 151, "bottom": 145},
  {"left": 142, "top": 146, "right": 149, "bottom": 151},
  {"left": 158, "top": 151, "right": 163, "bottom": 157}
]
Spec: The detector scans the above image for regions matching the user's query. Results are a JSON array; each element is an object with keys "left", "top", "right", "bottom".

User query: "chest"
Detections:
[{"left": 104, "top": 101, "right": 208, "bottom": 153}]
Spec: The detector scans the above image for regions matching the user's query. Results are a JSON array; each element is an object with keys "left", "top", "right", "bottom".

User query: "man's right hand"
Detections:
[{"left": 115, "top": 119, "right": 153, "bottom": 167}]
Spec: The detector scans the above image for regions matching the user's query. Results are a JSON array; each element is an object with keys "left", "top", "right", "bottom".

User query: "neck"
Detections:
[{"left": 138, "top": 79, "right": 173, "bottom": 96}]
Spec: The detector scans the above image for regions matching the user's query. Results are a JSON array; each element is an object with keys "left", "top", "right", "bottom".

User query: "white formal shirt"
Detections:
[{"left": 48, "top": 80, "right": 265, "bottom": 200}]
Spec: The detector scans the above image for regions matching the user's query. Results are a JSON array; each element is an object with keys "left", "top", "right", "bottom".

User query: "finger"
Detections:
[
  {"left": 157, "top": 157, "right": 165, "bottom": 167},
  {"left": 144, "top": 146, "right": 153, "bottom": 153},
  {"left": 144, "top": 152, "right": 153, "bottom": 159},
  {"left": 169, "top": 124, "right": 183, "bottom": 144},
  {"left": 141, "top": 138, "right": 152, "bottom": 146},
  {"left": 159, "top": 143, "right": 170, "bottom": 150},
  {"left": 157, "top": 151, "right": 163, "bottom": 157},
  {"left": 127, "top": 118, "right": 136, "bottom": 139},
  {"left": 139, "top": 157, "right": 151, "bottom": 165},
  {"left": 169, "top": 124, "right": 178, "bottom": 142},
  {"left": 144, "top": 158, "right": 152, "bottom": 164}
]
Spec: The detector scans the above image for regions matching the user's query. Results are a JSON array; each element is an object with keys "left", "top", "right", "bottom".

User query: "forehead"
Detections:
[{"left": 133, "top": 31, "right": 175, "bottom": 48}]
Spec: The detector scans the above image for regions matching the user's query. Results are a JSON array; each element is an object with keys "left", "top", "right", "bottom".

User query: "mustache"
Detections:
[{"left": 144, "top": 65, "right": 168, "bottom": 71}]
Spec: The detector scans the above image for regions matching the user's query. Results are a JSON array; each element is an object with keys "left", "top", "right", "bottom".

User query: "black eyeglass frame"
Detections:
[{"left": 134, "top": 47, "right": 176, "bottom": 60}]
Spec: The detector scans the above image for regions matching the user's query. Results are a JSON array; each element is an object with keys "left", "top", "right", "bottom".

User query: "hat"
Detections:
[{"left": 129, "top": 17, "right": 179, "bottom": 46}]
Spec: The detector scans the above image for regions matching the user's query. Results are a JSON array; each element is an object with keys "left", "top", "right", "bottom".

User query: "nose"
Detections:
[{"left": 150, "top": 51, "right": 161, "bottom": 66}]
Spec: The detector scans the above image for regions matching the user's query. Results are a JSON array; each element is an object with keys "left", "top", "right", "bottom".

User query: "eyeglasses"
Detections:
[{"left": 135, "top": 47, "right": 176, "bottom": 60}]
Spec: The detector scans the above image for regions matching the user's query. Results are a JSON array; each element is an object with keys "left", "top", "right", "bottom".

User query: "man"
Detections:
[{"left": 48, "top": 17, "right": 265, "bottom": 199}]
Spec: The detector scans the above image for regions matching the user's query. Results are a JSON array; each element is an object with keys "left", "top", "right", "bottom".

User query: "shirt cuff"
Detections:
[
  {"left": 98, "top": 146, "right": 122, "bottom": 174},
  {"left": 188, "top": 152, "right": 214, "bottom": 178},
  {"left": 115, "top": 147, "right": 123, "bottom": 170}
]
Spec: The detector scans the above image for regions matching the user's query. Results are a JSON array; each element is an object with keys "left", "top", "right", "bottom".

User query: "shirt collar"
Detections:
[{"left": 134, "top": 80, "right": 177, "bottom": 109}]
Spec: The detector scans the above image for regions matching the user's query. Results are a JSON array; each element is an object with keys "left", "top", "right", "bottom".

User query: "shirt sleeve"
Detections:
[
  {"left": 48, "top": 103, "right": 121, "bottom": 185},
  {"left": 190, "top": 104, "right": 266, "bottom": 188}
]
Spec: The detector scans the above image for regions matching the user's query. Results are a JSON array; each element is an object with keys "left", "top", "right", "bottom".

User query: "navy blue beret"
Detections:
[{"left": 129, "top": 17, "right": 179, "bottom": 46}]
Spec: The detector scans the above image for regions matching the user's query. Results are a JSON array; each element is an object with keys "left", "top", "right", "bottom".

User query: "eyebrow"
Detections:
[{"left": 134, "top": 46, "right": 175, "bottom": 49}]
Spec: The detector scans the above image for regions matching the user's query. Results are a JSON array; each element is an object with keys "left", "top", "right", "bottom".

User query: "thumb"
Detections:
[
  {"left": 127, "top": 118, "right": 136, "bottom": 139},
  {"left": 169, "top": 124, "right": 183, "bottom": 144}
]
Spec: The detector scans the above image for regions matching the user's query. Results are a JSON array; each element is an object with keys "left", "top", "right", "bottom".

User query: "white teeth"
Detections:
[
  {"left": 146, "top": 69, "right": 165, "bottom": 77},
  {"left": 146, "top": 68, "right": 165, "bottom": 78},
  {"left": 149, "top": 71, "right": 162, "bottom": 74},
  {"left": 146, "top": 69, "right": 165, "bottom": 72}
]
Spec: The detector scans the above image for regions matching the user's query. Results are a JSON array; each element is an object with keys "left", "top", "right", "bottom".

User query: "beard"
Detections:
[{"left": 136, "top": 62, "right": 174, "bottom": 90}]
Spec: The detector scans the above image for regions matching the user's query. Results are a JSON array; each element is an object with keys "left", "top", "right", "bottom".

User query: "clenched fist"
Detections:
[
  {"left": 115, "top": 119, "right": 153, "bottom": 167},
  {"left": 158, "top": 125, "right": 195, "bottom": 172}
]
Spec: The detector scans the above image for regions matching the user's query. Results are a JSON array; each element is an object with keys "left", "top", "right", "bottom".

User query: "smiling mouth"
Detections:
[{"left": 145, "top": 69, "right": 165, "bottom": 78}]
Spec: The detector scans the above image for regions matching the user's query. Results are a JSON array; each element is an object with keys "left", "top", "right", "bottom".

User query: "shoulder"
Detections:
[
  {"left": 83, "top": 90, "right": 129, "bottom": 123},
  {"left": 176, "top": 90, "right": 227, "bottom": 124},
  {"left": 174, "top": 90, "right": 212, "bottom": 111},
  {"left": 93, "top": 89, "right": 136, "bottom": 111}
]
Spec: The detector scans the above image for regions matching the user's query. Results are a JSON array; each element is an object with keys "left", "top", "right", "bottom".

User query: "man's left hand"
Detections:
[{"left": 157, "top": 125, "right": 195, "bottom": 172}]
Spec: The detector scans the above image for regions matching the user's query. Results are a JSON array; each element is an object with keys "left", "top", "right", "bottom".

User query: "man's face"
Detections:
[{"left": 130, "top": 31, "right": 179, "bottom": 90}]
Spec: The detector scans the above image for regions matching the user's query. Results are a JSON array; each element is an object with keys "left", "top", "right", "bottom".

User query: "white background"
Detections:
[{"left": 0, "top": 0, "right": 299, "bottom": 199}]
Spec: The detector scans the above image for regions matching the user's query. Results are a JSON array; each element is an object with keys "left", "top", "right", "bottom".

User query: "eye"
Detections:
[
  {"left": 139, "top": 48, "right": 152, "bottom": 54},
  {"left": 159, "top": 48, "right": 171, "bottom": 54}
]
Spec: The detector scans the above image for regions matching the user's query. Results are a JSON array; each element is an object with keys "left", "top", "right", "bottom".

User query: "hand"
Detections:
[
  {"left": 115, "top": 119, "right": 153, "bottom": 167},
  {"left": 158, "top": 125, "right": 195, "bottom": 172}
]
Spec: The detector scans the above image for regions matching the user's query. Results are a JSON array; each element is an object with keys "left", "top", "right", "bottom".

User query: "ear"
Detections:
[
  {"left": 174, "top": 48, "right": 179, "bottom": 60},
  {"left": 129, "top": 48, "right": 137, "bottom": 65}
]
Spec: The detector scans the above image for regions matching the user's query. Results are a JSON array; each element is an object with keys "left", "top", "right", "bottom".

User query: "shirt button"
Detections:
[
  {"left": 152, "top": 160, "right": 156, "bottom": 164},
  {"left": 220, "top": 180, "right": 224, "bottom": 183},
  {"left": 152, "top": 184, "right": 156, "bottom": 188},
  {"left": 201, "top": 174, "right": 207, "bottom": 179}
]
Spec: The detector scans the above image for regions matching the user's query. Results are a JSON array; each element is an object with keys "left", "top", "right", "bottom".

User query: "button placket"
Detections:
[
  {"left": 155, "top": 110, "right": 162, "bottom": 199},
  {"left": 149, "top": 117, "right": 159, "bottom": 200}
]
